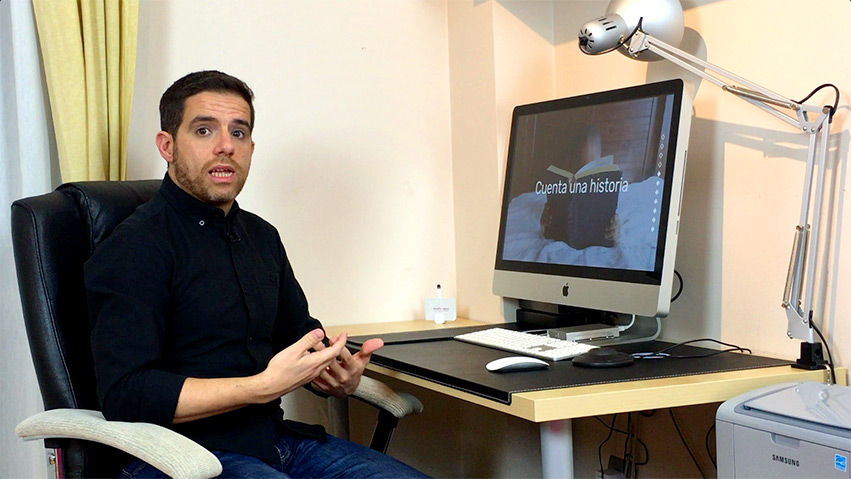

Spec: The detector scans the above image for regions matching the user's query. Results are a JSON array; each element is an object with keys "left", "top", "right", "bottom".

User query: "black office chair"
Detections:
[{"left": 11, "top": 180, "right": 422, "bottom": 479}]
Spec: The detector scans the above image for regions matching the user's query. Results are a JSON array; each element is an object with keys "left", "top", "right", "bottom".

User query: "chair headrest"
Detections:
[{"left": 57, "top": 180, "right": 161, "bottom": 255}]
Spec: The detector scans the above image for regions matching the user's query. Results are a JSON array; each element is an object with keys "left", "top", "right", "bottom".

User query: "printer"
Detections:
[{"left": 716, "top": 381, "right": 850, "bottom": 478}]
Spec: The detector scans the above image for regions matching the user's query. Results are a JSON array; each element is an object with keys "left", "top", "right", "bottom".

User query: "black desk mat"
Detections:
[
  {"left": 349, "top": 333, "right": 791, "bottom": 404},
  {"left": 348, "top": 324, "right": 510, "bottom": 346}
]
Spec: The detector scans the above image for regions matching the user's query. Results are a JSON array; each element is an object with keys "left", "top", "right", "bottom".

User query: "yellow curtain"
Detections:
[{"left": 32, "top": 0, "right": 139, "bottom": 182}]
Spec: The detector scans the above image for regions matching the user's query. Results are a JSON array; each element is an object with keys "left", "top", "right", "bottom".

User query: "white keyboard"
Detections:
[{"left": 454, "top": 327, "right": 597, "bottom": 361}]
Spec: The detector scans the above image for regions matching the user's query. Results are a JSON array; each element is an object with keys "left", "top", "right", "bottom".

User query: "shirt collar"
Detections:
[{"left": 159, "top": 172, "right": 241, "bottom": 224}]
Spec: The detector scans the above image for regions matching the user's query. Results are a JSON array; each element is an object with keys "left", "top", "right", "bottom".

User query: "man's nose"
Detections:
[{"left": 215, "top": 132, "right": 235, "bottom": 155}]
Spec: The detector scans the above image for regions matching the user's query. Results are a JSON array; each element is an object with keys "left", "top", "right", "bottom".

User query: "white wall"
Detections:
[
  {"left": 128, "top": 0, "right": 455, "bottom": 328},
  {"left": 448, "top": 0, "right": 558, "bottom": 323}
]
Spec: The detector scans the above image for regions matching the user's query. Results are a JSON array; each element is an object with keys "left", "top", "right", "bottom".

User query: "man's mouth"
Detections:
[{"left": 210, "top": 167, "right": 234, "bottom": 178}]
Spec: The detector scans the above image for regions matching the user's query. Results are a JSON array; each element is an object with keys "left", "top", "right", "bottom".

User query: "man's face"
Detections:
[{"left": 156, "top": 91, "right": 254, "bottom": 214}]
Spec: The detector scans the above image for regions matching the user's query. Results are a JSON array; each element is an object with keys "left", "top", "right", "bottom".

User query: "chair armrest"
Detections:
[
  {"left": 351, "top": 375, "right": 423, "bottom": 419},
  {"left": 15, "top": 409, "right": 222, "bottom": 479}
]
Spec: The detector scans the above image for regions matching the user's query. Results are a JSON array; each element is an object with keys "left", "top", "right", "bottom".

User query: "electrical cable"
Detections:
[
  {"left": 598, "top": 414, "right": 619, "bottom": 477},
  {"left": 669, "top": 409, "right": 707, "bottom": 479},
  {"left": 794, "top": 83, "right": 840, "bottom": 119},
  {"left": 705, "top": 423, "right": 717, "bottom": 469},
  {"left": 622, "top": 414, "right": 632, "bottom": 478},
  {"left": 618, "top": 314, "right": 637, "bottom": 332},
  {"left": 614, "top": 270, "right": 680, "bottom": 333},
  {"left": 811, "top": 321, "right": 836, "bottom": 385},
  {"left": 625, "top": 413, "right": 646, "bottom": 479},
  {"left": 632, "top": 338, "right": 751, "bottom": 360},
  {"left": 591, "top": 416, "right": 645, "bottom": 451},
  {"left": 671, "top": 270, "right": 683, "bottom": 302},
  {"left": 593, "top": 415, "right": 650, "bottom": 475}
]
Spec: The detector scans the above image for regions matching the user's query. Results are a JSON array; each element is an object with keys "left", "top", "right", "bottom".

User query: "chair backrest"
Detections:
[{"left": 11, "top": 180, "right": 161, "bottom": 478}]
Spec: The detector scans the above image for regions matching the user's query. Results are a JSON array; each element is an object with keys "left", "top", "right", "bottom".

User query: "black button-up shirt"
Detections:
[{"left": 86, "top": 174, "right": 324, "bottom": 462}]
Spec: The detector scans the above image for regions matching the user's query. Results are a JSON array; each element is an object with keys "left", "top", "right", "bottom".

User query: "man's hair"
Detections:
[{"left": 159, "top": 70, "right": 255, "bottom": 137}]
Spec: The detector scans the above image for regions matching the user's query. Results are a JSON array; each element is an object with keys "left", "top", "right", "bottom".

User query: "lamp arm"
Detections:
[
  {"left": 788, "top": 123, "right": 832, "bottom": 342},
  {"left": 627, "top": 30, "right": 833, "bottom": 343},
  {"left": 628, "top": 31, "right": 803, "bottom": 128}
]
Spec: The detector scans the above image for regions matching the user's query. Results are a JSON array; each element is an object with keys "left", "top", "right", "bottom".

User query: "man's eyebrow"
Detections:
[
  {"left": 187, "top": 115, "right": 216, "bottom": 127},
  {"left": 232, "top": 118, "right": 251, "bottom": 128},
  {"left": 187, "top": 116, "right": 251, "bottom": 129}
]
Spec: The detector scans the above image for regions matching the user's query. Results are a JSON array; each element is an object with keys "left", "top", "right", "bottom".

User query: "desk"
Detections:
[{"left": 328, "top": 319, "right": 844, "bottom": 478}]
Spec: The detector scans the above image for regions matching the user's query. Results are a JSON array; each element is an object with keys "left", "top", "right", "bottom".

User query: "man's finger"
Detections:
[
  {"left": 334, "top": 338, "right": 354, "bottom": 363},
  {"left": 315, "top": 333, "right": 347, "bottom": 363},
  {"left": 295, "top": 329, "right": 326, "bottom": 353},
  {"left": 355, "top": 338, "right": 384, "bottom": 362},
  {"left": 359, "top": 338, "right": 384, "bottom": 357}
]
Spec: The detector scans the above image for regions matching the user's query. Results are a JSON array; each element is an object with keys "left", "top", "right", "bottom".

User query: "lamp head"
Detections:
[{"left": 578, "top": 0, "right": 684, "bottom": 60}]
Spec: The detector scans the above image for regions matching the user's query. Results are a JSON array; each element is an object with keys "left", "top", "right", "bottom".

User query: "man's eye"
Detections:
[
  {"left": 232, "top": 130, "right": 246, "bottom": 139},
  {"left": 196, "top": 127, "right": 211, "bottom": 136}
]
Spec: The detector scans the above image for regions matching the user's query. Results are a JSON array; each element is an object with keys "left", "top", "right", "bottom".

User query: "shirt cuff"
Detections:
[{"left": 140, "top": 370, "right": 187, "bottom": 425}]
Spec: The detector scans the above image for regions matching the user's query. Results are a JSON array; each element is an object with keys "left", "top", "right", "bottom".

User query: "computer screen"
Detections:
[{"left": 493, "top": 79, "right": 692, "bottom": 318}]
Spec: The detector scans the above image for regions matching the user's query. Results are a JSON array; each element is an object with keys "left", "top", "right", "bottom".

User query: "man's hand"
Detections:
[
  {"left": 309, "top": 335, "right": 384, "bottom": 398},
  {"left": 256, "top": 328, "right": 350, "bottom": 402},
  {"left": 540, "top": 202, "right": 553, "bottom": 236},
  {"left": 174, "top": 328, "right": 347, "bottom": 423},
  {"left": 604, "top": 214, "right": 621, "bottom": 244}
]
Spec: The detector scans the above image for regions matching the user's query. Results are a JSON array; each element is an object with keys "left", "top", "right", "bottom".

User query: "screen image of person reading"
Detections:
[
  {"left": 503, "top": 126, "right": 663, "bottom": 272},
  {"left": 85, "top": 71, "right": 428, "bottom": 479},
  {"left": 539, "top": 125, "right": 623, "bottom": 249}
]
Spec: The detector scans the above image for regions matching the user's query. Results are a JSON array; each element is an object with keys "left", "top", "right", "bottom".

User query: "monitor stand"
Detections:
[
  {"left": 590, "top": 315, "right": 661, "bottom": 346},
  {"left": 516, "top": 303, "right": 614, "bottom": 329},
  {"left": 514, "top": 300, "right": 661, "bottom": 346}
]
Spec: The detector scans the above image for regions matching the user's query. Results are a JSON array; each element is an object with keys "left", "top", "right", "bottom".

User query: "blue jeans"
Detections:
[{"left": 120, "top": 434, "right": 429, "bottom": 478}]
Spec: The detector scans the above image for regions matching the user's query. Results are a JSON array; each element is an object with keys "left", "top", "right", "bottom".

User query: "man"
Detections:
[
  {"left": 539, "top": 123, "right": 620, "bottom": 248},
  {"left": 86, "top": 70, "right": 428, "bottom": 478}
]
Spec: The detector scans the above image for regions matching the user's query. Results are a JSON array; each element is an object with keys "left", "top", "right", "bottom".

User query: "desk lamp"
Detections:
[{"left": 577, "top": 0, "right": 838, "bottom": 372}]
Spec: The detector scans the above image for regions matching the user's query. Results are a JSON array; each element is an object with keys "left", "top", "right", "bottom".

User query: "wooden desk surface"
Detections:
[
  {"left": 327, "top": 319, "right": 844, "bottom": 423},
  {"left": 325, "top": 317, "right": 487, "bottom": 337}
]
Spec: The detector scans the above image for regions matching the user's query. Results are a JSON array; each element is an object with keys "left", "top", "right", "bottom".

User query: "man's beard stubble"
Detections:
[{"left": 171, "top": 142, "right": 248, "bottom": 206}]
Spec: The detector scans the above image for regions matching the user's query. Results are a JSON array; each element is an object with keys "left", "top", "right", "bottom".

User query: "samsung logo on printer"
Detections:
[{"left": 772, "top": 454, "right": 800, "bottom": 467}]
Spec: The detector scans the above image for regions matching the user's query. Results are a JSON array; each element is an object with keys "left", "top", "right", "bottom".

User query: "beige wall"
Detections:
[
  {"left": 552, "top": 0, "right": 850, "bottom": 370},
  {"left": 128, "top": 0, "right": 456, "bottom": 327},
  {"left": 128, "top": 1, "right": 850, "bottom": 478},
  {"left": 448, "top": 0, "right": 559, "bottom": 323}
]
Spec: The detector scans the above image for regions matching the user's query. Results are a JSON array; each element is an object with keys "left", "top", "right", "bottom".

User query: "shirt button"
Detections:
[{"left": 198, "top": 220, "right": 205, "bottom": 226}]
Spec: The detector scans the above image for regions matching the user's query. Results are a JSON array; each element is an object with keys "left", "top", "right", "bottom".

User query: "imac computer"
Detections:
[{"left": 493, "top": 79, "right": 693, "bottom": 335}]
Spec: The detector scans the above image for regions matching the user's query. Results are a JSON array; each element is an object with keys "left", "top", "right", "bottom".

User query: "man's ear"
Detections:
[{"left": 156, "top": 131, "right": 175, "bottom": 164}]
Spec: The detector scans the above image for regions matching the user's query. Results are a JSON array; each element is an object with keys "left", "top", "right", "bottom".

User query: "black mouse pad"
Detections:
[{"left": 348, "top": 337, "right": 791, "bottom": 404}]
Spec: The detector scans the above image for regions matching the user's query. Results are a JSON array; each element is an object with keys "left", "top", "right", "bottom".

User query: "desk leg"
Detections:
[{"left": 540, "top": 419, "right": 574, "bottom": 478}]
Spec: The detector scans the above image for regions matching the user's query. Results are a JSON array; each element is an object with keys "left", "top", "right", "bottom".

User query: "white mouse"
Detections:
[{"left": 486, "top": 356, "right": 549, "bottom": 373}]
